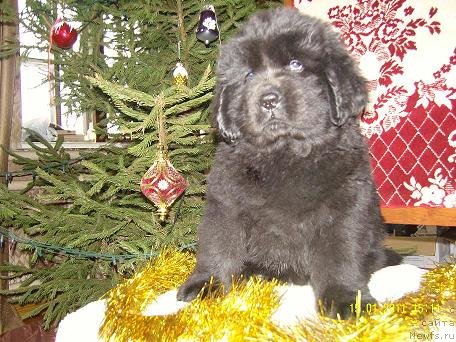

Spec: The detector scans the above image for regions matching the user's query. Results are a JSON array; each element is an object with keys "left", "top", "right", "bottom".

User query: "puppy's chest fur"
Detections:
[
  {"left": 232, "top": 145, "right": 359, "bottom": 209},
  {"left": 211, "top": 144, "right": 365, "bottom": 278}
]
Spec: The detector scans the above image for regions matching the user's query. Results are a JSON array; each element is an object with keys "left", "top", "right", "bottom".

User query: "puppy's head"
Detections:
[{"left": 213, "top": 8, "right": 367, "bottom": 147}]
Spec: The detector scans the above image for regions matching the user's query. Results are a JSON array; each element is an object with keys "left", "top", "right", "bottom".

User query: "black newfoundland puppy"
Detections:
[{"left": 177, "top": 8, "right": 401, "bottom": 317}]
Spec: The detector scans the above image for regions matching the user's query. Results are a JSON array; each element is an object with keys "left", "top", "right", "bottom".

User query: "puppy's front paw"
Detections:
[
  {"left": 320, "top": 285, "right": 375, "bottom": 319},
  {"left": 320, "top": 298, "right": 353, "bottom": 319},
  {"left": 176, "top": 272, "right": 211, "bottom": 302}
]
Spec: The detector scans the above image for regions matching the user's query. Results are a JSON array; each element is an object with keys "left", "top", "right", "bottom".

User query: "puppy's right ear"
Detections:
[
  {"left": 324, "top": 61, "right": 367, "bottom": 127},
  {"left": 323, "top": 29, "right": 368, "bottom": 127},
  {"left": 212, "top": 85, "right": 241, "bottom": 144}
]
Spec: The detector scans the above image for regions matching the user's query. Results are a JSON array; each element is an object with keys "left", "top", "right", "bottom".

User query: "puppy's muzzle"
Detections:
[{"left": 260, "top": 91, "right": 280, "bottom": 110}]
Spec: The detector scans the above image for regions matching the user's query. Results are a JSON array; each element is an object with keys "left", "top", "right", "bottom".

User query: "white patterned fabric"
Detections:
[{"left": 295, "top": 0, "right": 456, "bottom": 208}]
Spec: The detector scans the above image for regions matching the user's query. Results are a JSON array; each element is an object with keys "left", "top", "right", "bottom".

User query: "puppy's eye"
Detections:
[
  {"left": 289, "top": 60, "right": 303, "bottom": 72},
  {"left": 245, "top": 70, "right": 254, "bottom": 80}
]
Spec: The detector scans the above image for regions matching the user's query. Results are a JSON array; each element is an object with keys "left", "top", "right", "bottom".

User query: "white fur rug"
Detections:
[{"left": 56, "top": 264, "right": 428, "bottom": 341}]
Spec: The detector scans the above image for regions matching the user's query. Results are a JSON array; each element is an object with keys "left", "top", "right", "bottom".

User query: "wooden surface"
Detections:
[
  {"left": 381, "top": 207, "right": 456, "bottom": 227},
  {"left": 1, "top": 0, "right": 25, "bottom": 335}
]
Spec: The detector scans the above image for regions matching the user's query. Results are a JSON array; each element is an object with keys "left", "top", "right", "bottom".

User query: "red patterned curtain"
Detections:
[{"left": 295, "top": 0, "right": 456, "bottom": 210}]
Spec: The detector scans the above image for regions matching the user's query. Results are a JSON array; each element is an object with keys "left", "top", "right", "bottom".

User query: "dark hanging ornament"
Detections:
[{"left": 196, "top": 5, "right": 219, "bottom": 47}]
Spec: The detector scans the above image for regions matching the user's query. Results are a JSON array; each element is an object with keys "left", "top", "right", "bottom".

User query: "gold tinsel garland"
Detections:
[{"left": 100, "top": 251, "right": 456, "bottom": 341}]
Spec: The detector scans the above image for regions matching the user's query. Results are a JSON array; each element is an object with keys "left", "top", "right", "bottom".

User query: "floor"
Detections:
[{"left": 0, "top": 304, "right": 55, "bottom": 342}]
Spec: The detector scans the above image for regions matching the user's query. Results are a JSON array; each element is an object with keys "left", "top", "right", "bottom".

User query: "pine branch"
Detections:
[{"left": 0, "top": 0, "right": 282, "bottom": 328}]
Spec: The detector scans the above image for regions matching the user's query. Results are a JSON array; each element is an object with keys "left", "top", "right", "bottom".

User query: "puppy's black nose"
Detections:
[{"left": 260, "top": 92, "right": 280, "bottom": 110}]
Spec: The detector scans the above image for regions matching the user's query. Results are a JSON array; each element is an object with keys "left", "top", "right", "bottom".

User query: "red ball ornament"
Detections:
[{"left": 51, "top": 19, "right": 78, "bottom": 49}]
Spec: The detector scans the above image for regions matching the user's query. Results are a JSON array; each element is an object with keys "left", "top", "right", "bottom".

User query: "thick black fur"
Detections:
[{"left": 177, "top": 8, "right": 401, "bottom": 318}]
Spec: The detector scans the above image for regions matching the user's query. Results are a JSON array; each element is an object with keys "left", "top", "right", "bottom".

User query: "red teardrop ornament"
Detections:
[{"left": 140, "top": 153, "right": 188, "bottom": 221}]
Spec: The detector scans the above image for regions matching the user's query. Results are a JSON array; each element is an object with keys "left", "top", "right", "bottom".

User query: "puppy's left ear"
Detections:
[
  {"left": 324, "top": 46, "right": 368, "bottom": 126},
  {"left": 212, "top": 84, "right": 241, "bottom": 144}
]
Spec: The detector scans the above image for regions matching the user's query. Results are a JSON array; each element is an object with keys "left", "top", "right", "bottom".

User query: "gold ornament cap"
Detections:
[{"left": 173, "top": 62, "right": 188, "bottom": 86}]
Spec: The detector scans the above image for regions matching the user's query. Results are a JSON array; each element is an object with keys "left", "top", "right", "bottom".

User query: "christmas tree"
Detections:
[{"left": 0, "top": 0, "right": 279, "bottom": 328}]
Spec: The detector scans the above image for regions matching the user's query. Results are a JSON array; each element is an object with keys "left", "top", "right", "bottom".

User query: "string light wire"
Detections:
[{"left": 0, "top": 226, "right": 195, "bottom": 262}]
